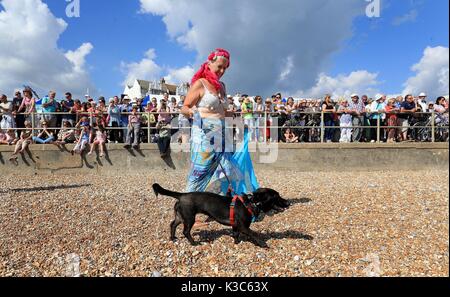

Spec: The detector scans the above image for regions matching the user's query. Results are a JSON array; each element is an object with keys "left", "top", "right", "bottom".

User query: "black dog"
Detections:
[{"left": 152, "top": 183, "right": 290, "bottom": 248}]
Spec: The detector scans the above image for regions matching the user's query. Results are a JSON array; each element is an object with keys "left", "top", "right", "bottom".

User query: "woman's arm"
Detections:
[
  {"left": 29, "top": 99, "right": 35, "bottom": 112},
  {"left": 181, "top": 80, "right": 204, "bottom": 118},
  {"left": 18, "top": 100, "right": 26, "bottom": 112}
]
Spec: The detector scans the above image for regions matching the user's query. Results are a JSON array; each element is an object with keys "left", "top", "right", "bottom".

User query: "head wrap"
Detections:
[{"left": 191, "top": 48, "right": 230, "bottom": 92}]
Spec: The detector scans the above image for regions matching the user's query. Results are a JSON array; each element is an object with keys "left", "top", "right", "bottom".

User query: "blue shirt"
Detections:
[
  {"left": 42, "top": 96, "right": 57, "bottom": 113},
  {"left": 108, "top": 105, "right": 121, "bottom": 125},
  {"left": 370, "top": 101, "right": 386, "bottom": 120},
  {"left": 399, "top": 101, "right": 416, "bottom": 119},
  {"left": 120, "top": 104, "right": 132, "bottom": 125}
]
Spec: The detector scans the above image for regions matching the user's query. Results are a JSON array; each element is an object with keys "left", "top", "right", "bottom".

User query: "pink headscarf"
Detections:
[{"left": 191, "top": 48, "right": 230, "bottom": 92}]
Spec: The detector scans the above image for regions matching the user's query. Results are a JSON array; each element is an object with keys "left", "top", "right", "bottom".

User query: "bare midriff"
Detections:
[{"left": 198, "top": 107, "right": 225, "bottom": 120}]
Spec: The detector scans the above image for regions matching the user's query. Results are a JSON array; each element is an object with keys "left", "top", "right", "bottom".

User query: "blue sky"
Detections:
[
  {"left": 45, "top": 0, "right": 197, "bottom": 95},
  {"left": 330, "top": 0, "right": 449, "bottom": 93},
  {"left": 0, "top": 0, "right": 448, "bottom": 99}
]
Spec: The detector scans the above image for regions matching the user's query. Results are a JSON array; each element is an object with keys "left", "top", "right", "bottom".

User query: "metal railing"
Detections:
[{"left": 1, "top": 110, "right": 448, "bottom": 143}]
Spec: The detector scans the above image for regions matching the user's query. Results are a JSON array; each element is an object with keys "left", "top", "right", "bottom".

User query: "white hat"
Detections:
[
  {"left": 123, "top": 95, "right": 131, "bottom": 100},
  {"left": 350, "top": 94, "right": 359, "bottom": 98},
  {"left": 109, "top": 97, "right": 114, "bottom": 103},
  {"left": 375, "top": 94, "right": 384, "bottom": 100},
  {"left": 419, "top": 92, "right": 427, "bottom": 97}
]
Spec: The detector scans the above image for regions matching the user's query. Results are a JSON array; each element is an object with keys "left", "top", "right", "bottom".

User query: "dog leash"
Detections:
[{"left": 218, "top": 161, "right": 234, "bottom": 196}]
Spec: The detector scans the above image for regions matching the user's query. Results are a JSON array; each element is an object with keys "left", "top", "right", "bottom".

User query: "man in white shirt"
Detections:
[{"left": 417, "top": 92, "right": 429, "bottom": 113}]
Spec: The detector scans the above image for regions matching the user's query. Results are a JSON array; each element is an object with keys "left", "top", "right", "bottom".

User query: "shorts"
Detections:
[{"left": 399, "top": 118, "right": 409, "bottom": 133}]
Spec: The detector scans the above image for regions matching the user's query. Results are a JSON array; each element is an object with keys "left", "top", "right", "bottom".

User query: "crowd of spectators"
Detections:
[{"left": 0, "top": 88, "right": 449, "bottom": 159}]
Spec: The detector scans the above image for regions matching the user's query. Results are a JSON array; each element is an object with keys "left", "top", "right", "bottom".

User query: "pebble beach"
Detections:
[{"left": 0, "top": 169, "right": 448, "bottom": 277}]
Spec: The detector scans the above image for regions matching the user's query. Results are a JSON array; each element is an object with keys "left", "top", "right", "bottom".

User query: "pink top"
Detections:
[
  {"left": 158, "top": 107, "right": 171, "bottom": 123},
  {"left": 19, "top": 97, "right": 36, "bottom": 113},
  {"left": 129, "top": 114, "right": 141, "bottom": 124}
]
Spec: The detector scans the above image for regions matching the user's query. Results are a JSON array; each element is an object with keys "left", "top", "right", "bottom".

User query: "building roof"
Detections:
[
  {"left": 137, "top": 79, "right": 150, "bottom": 92},
  {"left": 162, "top": 83, "right": 177, "bottom": 95}
]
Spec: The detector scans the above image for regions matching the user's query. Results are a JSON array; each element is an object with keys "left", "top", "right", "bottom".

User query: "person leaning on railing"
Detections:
[
  {"left": 253, "top": 96, "right": 265, "bottom": 142},
  {"left": 242, "top": 96, "right": 255, "bottom": 141},
  {"left": 124, "top": 105, "right": 141, "bottom": 150},
  {"left": 264, "top": 98, "right": 274, "bottom": 142},
  {"left": 348, "top": 94, "right": 365, "bottom": 142},
  {"left": 322, "top": 95, "right": 335, "bottom": 143},
  {"left": 434, "top": 96, "right": 449, "bottom": 125},
  {"left": 120, "top": 96, "right": 133, "bottom": 143},
  {"left": 177, "top": 95, "right": 191, "bottom": 144},
  {"left": 399, "top": 94, "right": 417, "bottom": 142},
  {"left": 107, "top": 97, "right": 121, "bottom": 143},
  {"left": 60, "top": 92, "right": 76, "bottom": 126},
  {"left": 11, "top": 91, "right": 24, "bottom": 137},
  {"left": 369, "top": 95, "right": 386, "bottom": 143},
  {"left": 18, "top": 88, "right": 36, "bottom": 126},
  {"left": 385, "top": 98, "right": 400, "bottom": 143},
  {"left": 0, "top": 94, "right": 15, "bottom": 130},
  {"left": 337, "top": 99, "right": 353, "bottom": 143},
  {"left": 41, "top": 91, "right": 58, "bottom": 129}
]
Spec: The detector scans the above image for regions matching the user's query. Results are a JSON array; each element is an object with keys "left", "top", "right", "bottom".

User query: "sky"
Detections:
[{"left": 0, "top": 0, "right": 448, "bottom": 100}]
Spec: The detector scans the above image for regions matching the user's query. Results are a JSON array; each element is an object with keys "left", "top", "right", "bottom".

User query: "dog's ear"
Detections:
[{"left": 252, "top": 189, "right": 269, "bottom": 203}]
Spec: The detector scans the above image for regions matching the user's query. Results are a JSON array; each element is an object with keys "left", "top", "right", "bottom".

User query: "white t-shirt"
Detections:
[{"left": 0, "top": 102, "right": 12, "bottom": 115}]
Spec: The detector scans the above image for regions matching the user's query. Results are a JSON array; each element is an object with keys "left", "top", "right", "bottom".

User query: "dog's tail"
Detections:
[{"left": 152, "top": 183, "right": 183, "bottom": 200}]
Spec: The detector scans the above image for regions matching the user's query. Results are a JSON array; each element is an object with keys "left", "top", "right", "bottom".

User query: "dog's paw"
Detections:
[{"left": 170, "top": 237, "right": 178, "bottom": 242}]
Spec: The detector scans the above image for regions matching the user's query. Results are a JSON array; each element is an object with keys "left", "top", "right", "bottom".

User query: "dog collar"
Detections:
[{"left": 230, "top": 195, "right": 257, "bottom": 227}]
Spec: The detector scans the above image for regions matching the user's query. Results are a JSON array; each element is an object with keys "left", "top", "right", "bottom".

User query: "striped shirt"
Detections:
[{"left": 348, "top": 100, "right": 365, "bottom": 114}]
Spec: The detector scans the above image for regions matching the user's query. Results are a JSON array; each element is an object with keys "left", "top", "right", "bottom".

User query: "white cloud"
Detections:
[
  {"left": 139, "top": 0, "right": 366, "bottom": 95},
  {"left": 65, "top": 43, "right": 94, "bottom": 73},
  {"left": 402, "top": 46, "right": 449, "bottom": 99},
  {"left": 0, "top": 0, "right": 95, "bottom": 99},
  {"left": 121, "top": 48, "right": 194, "bottom": 86},
  {"left": 392, "top": 9, "right": 418, "bottom": 26},
  {"left": 164, "top": 66, "right": 195, "bottom": 84},
  {"left": 120, "top": 48, "right": 162, "bottom": 86},
  {"left": 279, "top": 56, "right": 294, "bottom": 82},
  {"left": 295, "top": 70, "right": 381, "bottom": 99}
]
